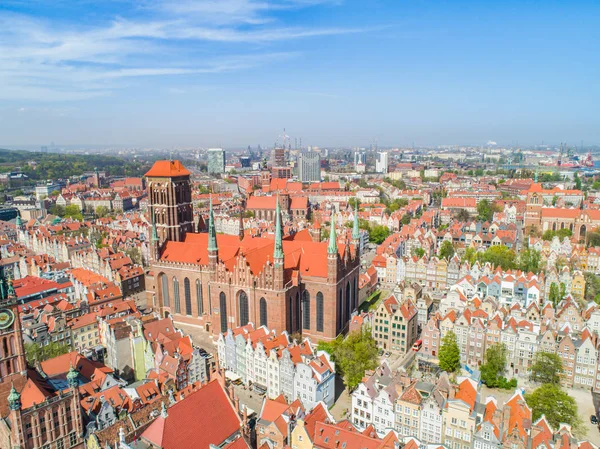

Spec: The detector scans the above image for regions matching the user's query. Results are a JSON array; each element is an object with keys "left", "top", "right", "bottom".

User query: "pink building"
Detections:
[{"left": 421, "top": 316, "right": 441, "bottom": 358}]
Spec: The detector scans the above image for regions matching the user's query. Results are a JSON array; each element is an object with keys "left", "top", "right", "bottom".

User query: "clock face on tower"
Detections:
[{"left": 0, "top": 308, "right": 15, "bottom": 330}]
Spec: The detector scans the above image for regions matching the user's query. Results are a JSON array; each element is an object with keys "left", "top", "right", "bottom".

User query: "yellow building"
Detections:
[{"left": 571, "top": 271, "right": 586, "bottom": 300}]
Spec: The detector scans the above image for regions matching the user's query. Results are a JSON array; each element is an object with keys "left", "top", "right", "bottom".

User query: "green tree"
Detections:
[
  {"left": 25, "top": 342, "right": 71, "bottom": 365},
  {"left": 480, "top": 343, "right": 507, "bottom": 388},
  {"left": 348, "top": 197, "right": 360, "bottom": 209},
  {"left": 584, "top": 272, "right": 600, "bottom": 303},
  {"left": 518, "top": 248, "right": 541, "bottom": 273},
  {"left": 125, "top": 247, "right": 143, "bottom": 265},
  {"left": 64, "top": 204, "right": 83, "bottom": 221},
  {"left": 542, "top": 228, "right": 572, "bottom": 241},
  {"left": 574, "top": 172, "right": 582, "bottom": 190},
  {"left": 463, "top": 247, "right": 478, "bottom": 264},
  {"left": 479, "top": 245, "right": 516, "bottom": 270},
  {"left": 325, "top": 330, "right": 379, "bottom": 390},
  {"left": 559, "top": 282, "right": 567, "bottom": 299},
  {"left": 439, "top": 240, "right": 455, "bottom": 260},
  {"left": 525, "top": 384, "right": 584, "bottom": 436},
  {"left": 50, "top": 189, "right": 61, "bottom": 197},
  {"left": 454, "top": 209, "right": 470, "bottom": 222},
  {"left": 96, "top": 205, "right": 110, "bottom": 218},
  {"left": 439, "top": 331, "right": 461, "bottom": 373},
  {"left": 587, "top": 230, "right": 600, "bottom": 247},
  {"left": 530, "top": 351, "right": 562, "bottom": 385},
  {"left": 476, "top": 199, "right": 500, "bottom": 222},
  {"left": 412, "top": 247, "right": 425, "bottom": 258},
  {"left": 49, "top": 204, "right": 66, "bottom": 217},
  {"left": 369, "top": 225, "right": 390, "bottom": 244},
  {"left": 548, "top": 283, "right": 560, "bottom": 307},
  {"left": 401, "top": 214, "right": 411, "bottom": 225}
]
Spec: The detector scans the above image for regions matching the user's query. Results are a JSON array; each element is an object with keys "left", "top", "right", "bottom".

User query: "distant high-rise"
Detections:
[
  {"left": 272, "top": 147, "right": 286, "bottom": 168},
  {"left": 376, "top": 152, "right": 389, "bottom": 174},
  {"left": 239, "top": 156, "right": 251, "bottom": 168},
  {"left": 207, "top": 148, "right": 226, "bottom": 174},
  {"left": 298, "top": 151, "right": 321, "bottom": 182},
  {"left": 354, "top": 151, "right": 366, "bottom": 166}
]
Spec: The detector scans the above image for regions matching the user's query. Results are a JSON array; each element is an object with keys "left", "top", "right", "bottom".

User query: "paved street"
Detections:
[
  {"left": 569, "top": 388, "right": 600, "bottom": 444},
  {"left": 232, "top": 382, "right": 264, "bottom": 417},
  {"left": 174, "top": 321, "right": 218, "bottom": 351}
]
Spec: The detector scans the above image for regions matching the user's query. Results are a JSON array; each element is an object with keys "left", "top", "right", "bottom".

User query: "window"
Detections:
[
  {"left": 173, "top": 278, "right": 180, "bottom": 314},
  {"left": 316, "top": 292, "right": 324, "bottom": 332},
  {"left": 260, "top": 297, "right": 268, "bottom": 327},
  {"left": 69, "top": 433, "right": 77, "bottom": 447},
  {"left": 196, "top": 280, "right": 203, "bottom": 315},
  {"left": 219, "top": 292, "right": 227, "bottom": 331},
  {"left": 303, "top": 290, "right": 311, "bottom": 330},
  {"left": 160, "top": 273, "right": 169, "bottom": 307},
  {"left": 184, "top": 278, "right": 192, "bottom": 316},
  {"left": 239, "top": 291, "right": 249, "bottom": 326}
]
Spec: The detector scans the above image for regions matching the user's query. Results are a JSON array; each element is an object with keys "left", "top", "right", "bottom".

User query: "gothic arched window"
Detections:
[
  {"left": 196, "top": 280, "right": 203, "bottom": 315},
  {"left": 160, "top": 273, "right": 169, "bottom": 307},
  {"left": 173, "top": 278, "right": 180, "bottom": 314},
  {"left": 220, "top": 292, "right": 227, "bottom": 332},
  {"left": 239, "top": 291, "right": 249, "bottom": 326},
  {"left": 316, "top": 292, "right": 324, "bottom": 332},
  {"left": 184, "top": 278, "right": 192, "bottom": 316},
  {"left": 260, "top": 297, "right": 268, "bottom": 328},
  {"left": 302, "top": 290, "right": 311, "bottom": 330}
]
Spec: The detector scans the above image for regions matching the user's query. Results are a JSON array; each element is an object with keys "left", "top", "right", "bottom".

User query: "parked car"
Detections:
[{"left": 590, "top": 415, "right": 598, "bottom": 425}]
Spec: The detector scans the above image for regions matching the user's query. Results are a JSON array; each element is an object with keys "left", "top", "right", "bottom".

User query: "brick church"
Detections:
[
  {"left": 0, "top": 261, "right": 84, "bottom": 449},
  {"left": 146, "top": 160, "right": 361, "bottom": 341}
]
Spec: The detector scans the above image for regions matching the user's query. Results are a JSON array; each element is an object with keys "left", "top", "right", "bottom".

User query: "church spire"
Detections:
[
  {"left": 352, "top": 203, "right": 360, "bottom": 241},
  {"left": 274, "top": 195, "right": 284, "bottom": 262},
  {"left": 328, "top": 212, "right": 338, "bottom": 255},
  {"left": 208, "top": 195, "right": 218, "bottom": 252}
]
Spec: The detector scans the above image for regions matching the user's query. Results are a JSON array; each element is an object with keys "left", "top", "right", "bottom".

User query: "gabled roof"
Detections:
[{"left": 141, "top": 380, "right": 241, "bottom": 449}]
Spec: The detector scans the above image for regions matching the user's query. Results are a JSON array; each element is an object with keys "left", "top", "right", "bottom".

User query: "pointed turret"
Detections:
[
  {"left": 8, "top": 383, "right": 21, "bottom": 411},
  {"left": 328, "top": 213, "right": 338, "bottom": 255},
  {"left": 67, "top": 363, "right": 78, "bottom": 388},
  {"left": 274, "top": 196, "right": 284, "bottom": 262},
  {"left": 208, "top": 196, "right": 219, "bottom": 273},
  {"left": 208, "top": 196, "right": 218, "bottom": 252},
  {"left": 327, "top": 211, "right": 338, "bottom": 286},
  {"left": 15, "top": 212, "right": 23, "bottom": 230}
]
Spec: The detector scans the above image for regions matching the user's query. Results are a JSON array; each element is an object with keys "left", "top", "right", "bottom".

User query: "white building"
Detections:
[{"left": 376, "top": 152, "right": 389, "bottom": 174}]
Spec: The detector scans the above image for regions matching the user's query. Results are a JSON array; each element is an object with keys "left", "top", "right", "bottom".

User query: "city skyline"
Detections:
[{"left": 1, "top": 0, "right": 599, "bottom": 147}]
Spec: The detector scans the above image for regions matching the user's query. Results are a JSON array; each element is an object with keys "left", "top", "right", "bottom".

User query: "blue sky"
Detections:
[{"left": 0, "top": 0, "right": 599, "bottom": 148}]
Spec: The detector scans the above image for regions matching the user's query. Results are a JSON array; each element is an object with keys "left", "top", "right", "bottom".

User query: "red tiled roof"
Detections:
[
  {"left": 145, "top": 160, "right": 191, "bottom": 178},
  {"left": 161, "top": 232, "right": 346, "bottom": 279},
  {"left": 141, "top": 380, "right": 241, "bottom": 449}
]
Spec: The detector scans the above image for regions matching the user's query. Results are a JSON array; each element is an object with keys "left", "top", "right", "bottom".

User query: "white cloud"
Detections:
[{"left": 0, "top": 0, "right": 362, "bottom": 101}]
